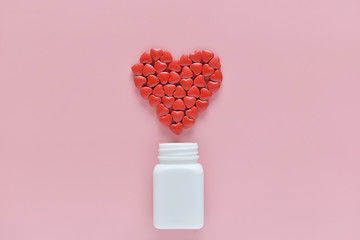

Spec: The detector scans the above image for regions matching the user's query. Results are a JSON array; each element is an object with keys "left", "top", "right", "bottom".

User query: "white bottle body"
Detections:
[{"left": 153, "top": 143, "right": 204, "bottom": 229}]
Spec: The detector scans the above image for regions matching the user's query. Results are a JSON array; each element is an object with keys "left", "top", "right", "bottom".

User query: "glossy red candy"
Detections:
[
  {"left": 164, "top": 84, "right": 176, "bottom": 97},
  {"left": 187, "top": 86, "right": 200, "bottom": 98},
  {"left": 189, "top": 50, "right": 202, "bottom": 63},
  {"left": 154, "top": 60, "right": 167, "bottom": 73},
  {"left": 134, "top": 76, "right": 146, "bottom": 88},
  {"left": 168, "top": 60, "right": 181, "bottom": 72},
  {"left": 200, "top": 88, "right": 212, "bottom": 100},
  {"left": 150, "top": 48, "right": 163, "bottom": 61},
  {"left": 201, "top": 50, "right": 214, "bottom": 63},
  {"left": 196, "top": 100, "right": 208, "bottom": 112},
  {"left": 132, "top": 49, "right": 223, "bottom": 134},
  {"left": 180, "top": 78, "right": 193, "bottom": 90},
  {"left": 210, "top": 70, "right": 223, "bottom": 82},
  {"left": 140, "top": 87, "right": 152, "bottom": 99},
  {"left": 148, "top": 95, "right": 161, "bottom": 107},
  {"left": 162, "top": 96, "right": 175, "bottom": 108},
  {"left": 173, "top": 99, "right": 185, "bottom": 110},
  {"left": 153, "top": 85, "right": 165, "bottom": 97},
  {"left": 160, "top": 114, "right": 172, "bottom": 126},
  {"left": 143, "top": 64, "right": 155, "bottom": 76},
  {"left": 157, "top": 72, "right": 169, "bottom": 84},
  {"left": 147, "top": 75, "right": 159, "bottom": 87},
  {"left": 193, "top": 75, "right": 206, "bottom": 88},
  {"left": 202, "top": 64, "right": 214, "bottom": 77},
  {"left": 207, "top": 81, "right": 221, "bottom": 93},
  {"left": 156, "top": 103, "right": 169, "bottom": 116},
  {"left": 169, "top": 71, "right": 180, "bottom": 84},
  {"left": 183, "top": 96, "right": 196, "bottom": 108},
  {"left": 180, "top": 66, "right": 193, "bottom": 79},
  {"left": 185, "top": 106, "right": 198, "bottom": 119},
  {"left": 170, "top": 123, "right": 183, "bottom": 135},
  {"left": 171, "top": 111, "right": 184, "bottom": 122},
  {"left": 140, "top": 52, "right": 152, "bottom": 64},
  {"left": 160, "top": 50, "right": 173, "bottom": 63},
  {"left": 182, "top": 116, "right": 195, "bottom": 129},
  {"left": 173, "top": 86, "right": 186, "bottom": 98},
  {"left": 190, "top": 63, "right": 202, "bottom": 75},
  {"left": 179, "top": 54, "right": 192, "bottom": 66},
  {"left": 209, "top": 56, "right": 221, "bottom": 69},
  {"left": 131, "top": 63, "right": 143, "bottom": 75}
]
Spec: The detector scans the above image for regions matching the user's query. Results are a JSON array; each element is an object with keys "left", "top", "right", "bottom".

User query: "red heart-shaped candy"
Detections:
[{"left": 132, "top": 49, "right": 223, "bottom": 134}]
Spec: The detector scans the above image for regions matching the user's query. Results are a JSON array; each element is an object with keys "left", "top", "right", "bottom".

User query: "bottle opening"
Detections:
[{"left": 158, "top": 143, "right": 199, "bottom": 163}]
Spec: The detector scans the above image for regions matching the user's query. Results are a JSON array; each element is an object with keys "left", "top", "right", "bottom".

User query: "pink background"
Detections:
[{"left": 1, "top": 0, "right": 360, "bottom": 239}]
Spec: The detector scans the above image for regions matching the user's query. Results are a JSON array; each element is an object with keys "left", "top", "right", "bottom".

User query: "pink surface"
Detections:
[{"left": 0, "top": 0, "right": 360, "bottom": 239}]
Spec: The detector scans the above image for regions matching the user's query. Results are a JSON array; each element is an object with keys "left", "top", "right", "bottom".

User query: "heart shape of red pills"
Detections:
[{"left": 131, "top": 49, "right": 223, "bottom": 135}]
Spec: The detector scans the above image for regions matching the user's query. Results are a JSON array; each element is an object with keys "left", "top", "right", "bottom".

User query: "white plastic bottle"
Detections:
[{"left": 153, "top": 143, "right": 204, "bottom": 229}]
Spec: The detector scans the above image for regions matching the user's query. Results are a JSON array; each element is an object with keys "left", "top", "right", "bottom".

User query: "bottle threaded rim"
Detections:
[{"left": 158, "top": 143, "right": 199, "bottom": 163}]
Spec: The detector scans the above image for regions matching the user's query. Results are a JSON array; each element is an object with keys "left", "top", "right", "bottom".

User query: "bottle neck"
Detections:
[{"left": 158, "top": 143, "right": 199, "bottom": 164}]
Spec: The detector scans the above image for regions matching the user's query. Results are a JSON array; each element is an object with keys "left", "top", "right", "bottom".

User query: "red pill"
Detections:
[
  {"left": 140, "top": 52, "right": 152, "bottom": 64},
  {"left": 153, "top": 85, "right": 165, "bottom": 97},
  {"left": 207, "top": 81, "right": 221, "bottom": 93},
  {"left": 184, "top": 96, "right": 196, "bottom": 108},
  {"left": 171, "top": 111, "right": 184, "bottom": 122},
  {"left": 187, "top": 86, "right": 200, "bottom": 98},
  {"left": 162, "top": 96, "right": 175, "bottom": 108},
  {"left": 143, "top": 64, "right": 155, "bottom": 76},
  {"left": 170, "top": 122, "right": 183, "bottom": 135},
  {"left": 179, "top": 54, "right": 192, "bottom": 66},
  {"left": 154, "top": 60, "right": 167, "bottom": 73},
  {"left": 189, "top": 50, "right": 202, "bottom": 63},
  {"left": 159, "top": 114, "right": 172, "bottom": 126},
  {"left": 180, "top": 78, "right": 193, "bottom": 90},
  {"left": 193, "top": 75, "right": 206, "bottom": 88},
  {"left": 147, "top": 75, "right": 159, "bottom": 87},
  {"left": 196, "top": 100, "right": 208, "bottom": 112},
  {"left": 134, "top": 76, "right": 146, "bottom": 88},
  {"left": 150, "top": 48, "right": 163, "bottom": 61},
  {"left": 202, "top": 64, "right": 214, "bottom": 77},
  {"left": 201, "top": 50, "right": 214, "bottom": 63},
  {"left": 139, "top": 87, "right": 152, "bottom": 99},
  {"left": 168, "top": 60, "right": 181, "bottom": 72},
  {"left": 157, "top": 72, "right": 170, "bottom": 84},
  {"left": 200, "top": 88, "right": 212, "bottom": 100},
  {"left": 160, "top": 50, "right": 173, "bottom": 63},
  {"left": 169, "top": 71, "right": 180, "bottom": 84},
  {"left": 210, "top": 70, "right": 223, "bottom": 82},
  {"left": 185, "top": 106, "right": 198, "bottom": 120},
  {"left": 173, "top": 99, "right": 185, "bottom": 110},
  {"left": 148, "top": 95, "right": 161, "bottom": 107},
  {"left": 131, "top": 63, "right": 144, "bottom": 75},
  {"left": 156, "top": 103, "right": 169, "bottom": 116},
  {"left": 209, "top": 56, "right": 221, "bottom": 69},
  {"left": 173, "top": 86, "right": 186, "bottom": 98},
  {"left": 164, "top": 84, "right": 176, "bottom": 97},
  {"left": 190, "top": 63, "right": 202, "bottom": 76},
  {"left": 180, "top": 66, "right": 193, "bottom": 79},
  {"left": 182, "top": 116, "right": 195, "bottom": 129}
]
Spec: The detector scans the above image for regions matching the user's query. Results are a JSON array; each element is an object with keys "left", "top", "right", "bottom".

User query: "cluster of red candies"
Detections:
[{"left": 131, "top": 48, "right": 222, "bottom": 135}]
